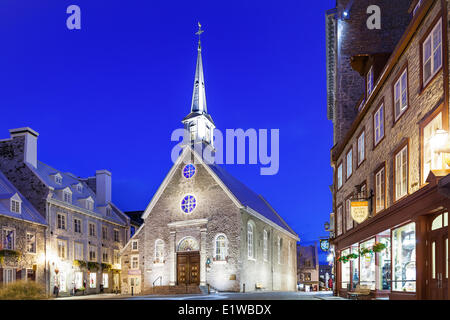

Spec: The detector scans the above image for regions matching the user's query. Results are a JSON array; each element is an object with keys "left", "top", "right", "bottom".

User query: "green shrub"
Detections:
[{"left": 0, "top": 280, "right": 47, "bottom": 300}]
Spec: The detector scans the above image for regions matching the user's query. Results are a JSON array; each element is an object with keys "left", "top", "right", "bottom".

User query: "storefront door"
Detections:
[
  {"left": 427, "top": 213, "right": 448, "bottom": 300},
  {"left": 129, "top": 276, "right": 141, "bottom": 295}
]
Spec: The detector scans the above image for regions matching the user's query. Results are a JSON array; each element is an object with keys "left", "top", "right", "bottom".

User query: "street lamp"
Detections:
[
  {"left": 431, "top": 129, "right": 450, "bottom": 166},
  {"left": 324, "top": 222, "right": 330, "bottom": 231}
]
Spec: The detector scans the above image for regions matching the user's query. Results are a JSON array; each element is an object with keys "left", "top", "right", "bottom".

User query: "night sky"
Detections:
[{"left": 0, "top": 0, "right": 334, "bottom": 262}]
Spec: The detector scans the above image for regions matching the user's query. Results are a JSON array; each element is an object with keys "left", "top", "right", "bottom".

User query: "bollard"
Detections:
[
  {"left": 208, "top": 284, "right": 210, "bottom": 294},
  {"left": 243, "top": 283, "right": 245, "bottom": 293},
  {"left": 131, "top": 286, "right": 134, "bottom": 296}
]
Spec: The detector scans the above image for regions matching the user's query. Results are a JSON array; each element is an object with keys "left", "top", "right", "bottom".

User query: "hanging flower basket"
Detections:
[{"left": 337, "top": 243, "right": 387, "bottom": 263}]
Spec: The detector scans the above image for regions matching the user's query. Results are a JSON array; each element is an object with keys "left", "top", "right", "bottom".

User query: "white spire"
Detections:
[{"left": 191, "top": 22, "right": 207, "bottom": 114}]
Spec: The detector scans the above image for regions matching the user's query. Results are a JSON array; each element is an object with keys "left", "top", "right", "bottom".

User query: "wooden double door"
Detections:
[
  {"left": 177, "top": 251, "right": 200, "bottom": 285},
  {"left": 427, "top": 227, "right": 448, "bottom": 300}
]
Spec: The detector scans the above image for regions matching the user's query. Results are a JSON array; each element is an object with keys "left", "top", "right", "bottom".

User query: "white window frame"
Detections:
[
  {"left": 113, "top": 229, "right": 120, "bottom": 242},
  {"left": 357, "top": 131, "right": 365, "bottom": 165},
  {"left": 337, "top": 205, "right": 343, "bottom": 236},
  {"left": 102, "top": 248, "right": 109, "bottom": 263},
  {"left": 63, "top": 190, "right": 72, "bottom": 204},
  {"left": 89, "top": 222, "right": 96, "bottom": 237},
  {"left": 55, "top": 173, "right": 62, "bottom": 184},
  {"left": 346, "top": 149, "right": 353, "bottom": 179},
  {"left": 26, "top": 232, "right": 36, "bottom": 254},
  {"left": 10, "top": 199, "right": 21, "bottom": 214},
  {"left": 86, "top": 199, "right": 94, "bottom": 211},
  {"left": 57, "top": 213, "right": 66, "bottom": 230},
  {"left": 367, "top": 66, "right": 374, "bottom": 97},
  {"left": 74, "top": 218, "right": 82, "bottom": 233},
  {"left": 74, "top": 242, "right": 84, "bottom": 261},
  {"left": 394, "top": 68, "right": 408, "bottom": 121},
  {"left": 422, "top": 19, "right": 442, "bottom": 86},
  {"left": 2, "top": 228, "right": 16, "bottom": 250},
  {"left": 113, "top": 250, "right": 120, "bottom": 265},
  {"left": 57, "top": 239, "right": 67, "bottom": 260},
  {"left": 345, "top": 198, "right": 353, "bottom": 231},
  {"left": 337, "top": 163, "right": 343, "bottom": 189},
  {"left": 131, "top": 255, "right": 139, "bottom": 270},
  {"left": 89, "top": 245, "right": 97, "bottom": 262},
  {"left": 131, "top": 240, "right": 139, "bottom": 251},
  {"left": 374, "top": 104, "right": 384, "bottom": 146},
  {"left": 247, "top": 222, "right": 255, "bottom": 260},
  {"left": 3, "top": 268, "right": 16, "bottom": 284},
  {"left": 395, "top": 145, "right": 408, "bottom": 200},
  {"left": 375, "top": 166, "right": 386, "bottom": 213},
  {"left": 263, "top": 230, "right": 268, "bottom": 262},
  {"left": 423, "top": 112, "right": 443, "bottom": 184},
  {"left": 154, "top": 239, "right": 164, "bottom": 264},
  {"left": 214, "top": 234, "right": 228, "bottom": 262}
]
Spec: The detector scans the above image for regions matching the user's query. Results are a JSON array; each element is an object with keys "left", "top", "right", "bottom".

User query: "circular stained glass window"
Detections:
[
  {"left": 181, "top": 195, "right": 197, "bottom": 214},
  {"left": 183, "top": 164, "right": 196, "bottom": 179}
]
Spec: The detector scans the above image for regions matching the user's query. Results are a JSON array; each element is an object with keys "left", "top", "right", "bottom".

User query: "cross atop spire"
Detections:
[{"left": 195, "top": 22, "right": 204, "bottom": 49}]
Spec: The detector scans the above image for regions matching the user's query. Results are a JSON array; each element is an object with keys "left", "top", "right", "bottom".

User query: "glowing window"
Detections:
[
  {"left": 181, "top": 195, "right": 197, "bottom": 214},
  {"left": 183, "top": 164, "right": 196, "bottom": 179}
]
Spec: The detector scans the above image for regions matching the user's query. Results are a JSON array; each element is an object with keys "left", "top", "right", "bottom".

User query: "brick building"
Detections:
[
  {"left": 119, "top": 28, "right": 298, "bottom": 294},
  {"left": 0, "top": 128, "right": 130, "bottom": 295},
  {"left": 327, "top": 0, "right": 450, "bottom": 299}
]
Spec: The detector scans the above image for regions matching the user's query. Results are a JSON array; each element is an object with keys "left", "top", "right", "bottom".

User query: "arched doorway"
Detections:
[
  {"left": 176, "top": 237, "right": 200, "bottom": 285},
  {"left": 427, "top": 212, "right": 448, "bottom": 300}
]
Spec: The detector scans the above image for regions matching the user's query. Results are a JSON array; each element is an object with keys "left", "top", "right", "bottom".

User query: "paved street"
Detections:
[{"left": 57, "top": 291, "right": 345, "bottom": 300}]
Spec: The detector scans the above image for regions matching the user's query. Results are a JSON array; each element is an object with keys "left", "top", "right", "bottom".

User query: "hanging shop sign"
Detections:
[
  {"left": 350, "top": 201, "right": 369, "bottom": 224},
  {"left": 320, "top": 239, "right": 330, "bottom": 252}
]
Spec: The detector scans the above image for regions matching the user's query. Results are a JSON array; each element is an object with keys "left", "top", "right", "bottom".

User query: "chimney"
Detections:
[
  {"left": 96, "top": 170, "right": 111, "bottom": 206},
  {"left": 9, "top": 127, "right": 39, "bottom": 168}
]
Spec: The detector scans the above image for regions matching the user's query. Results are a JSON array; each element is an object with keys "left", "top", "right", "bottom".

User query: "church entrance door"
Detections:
[{"left": 177, "top": 252, "right": 200, "bottom": 285}]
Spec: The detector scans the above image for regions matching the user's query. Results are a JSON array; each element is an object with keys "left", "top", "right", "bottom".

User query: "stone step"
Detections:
[{"left": 150, "top": 285, "right": 202, "bottom": 295}]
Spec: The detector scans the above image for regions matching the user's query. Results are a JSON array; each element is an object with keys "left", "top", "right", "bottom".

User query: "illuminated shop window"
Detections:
[
  {"left": 360, "top": 238, "right": 376, "bottom": 290},
  {"left": 350, "top": 244, "right": 359, "bottom": 290},
  {"left": 392, "top": 222, "right": 416, "bottom": 292},
  {"left": 340, "top": 248, "right": 350, "bottom": 290},
  {"left": 181, "top": 195, "right": 197, "bottom": 214},
  {"left": 89, "top": 273, "right": 97, "bottom": 289},
  {"left": 377, "top": 230, "right": 391, "bottom": 291}
]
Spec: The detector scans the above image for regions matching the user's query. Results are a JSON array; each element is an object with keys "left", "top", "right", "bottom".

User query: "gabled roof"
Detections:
[
  {"left": 27, "top": 161, "right": 127, "bottom": 226},
  {"left": 0, "top": 170, "right": 46, "bottom": 225}
]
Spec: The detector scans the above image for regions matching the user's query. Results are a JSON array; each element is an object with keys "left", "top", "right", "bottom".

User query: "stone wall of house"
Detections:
[
  {"left": 333, "top": 0, "right": 412, "bottom": 145},
  {"left": 333, "top": 1, "right": 445, "bottom": 238},
  {"left": 0, "top": 216, "right": 47, "bottom": 287},
  {"left": 0, "top": 136, "right": 49, "bottom": 216}
]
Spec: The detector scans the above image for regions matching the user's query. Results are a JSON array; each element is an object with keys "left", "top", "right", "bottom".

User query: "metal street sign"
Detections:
[{"left": 351, "top": 201, "right": 369, "bottom": 224}]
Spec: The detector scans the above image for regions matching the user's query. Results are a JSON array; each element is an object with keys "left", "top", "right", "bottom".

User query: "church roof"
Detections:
[{"left": 207, "top": 161, "right": 296, "bottom": 235}]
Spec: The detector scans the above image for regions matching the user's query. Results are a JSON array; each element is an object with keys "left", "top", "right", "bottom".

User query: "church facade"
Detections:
[{"left": 120, "top": 26, "right": 298, "bottom": 294}]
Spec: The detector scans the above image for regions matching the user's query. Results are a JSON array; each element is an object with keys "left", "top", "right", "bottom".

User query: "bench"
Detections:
[{"left": 347, "top": 284, "right": 371, "bottom": 300}]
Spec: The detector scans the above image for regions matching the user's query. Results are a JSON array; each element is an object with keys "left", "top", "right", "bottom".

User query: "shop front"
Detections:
[{"left": 334, "top": 177, "right": 450, "bottom": 300}]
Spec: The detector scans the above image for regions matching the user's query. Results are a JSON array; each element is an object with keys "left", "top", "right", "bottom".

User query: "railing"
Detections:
[{"left": 152, "top": 276, "right": 162, "bottom": 287}]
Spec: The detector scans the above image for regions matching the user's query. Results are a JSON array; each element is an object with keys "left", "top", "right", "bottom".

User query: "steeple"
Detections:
[{"left": 182, "top": 22, "right": 215, "bottom": 147}]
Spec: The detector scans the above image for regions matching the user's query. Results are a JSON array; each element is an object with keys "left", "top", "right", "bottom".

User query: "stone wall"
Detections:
[
  {"left": 333, "top": 0, "right": 412, "bottom": 145},
  {"left": 334, "top": 0, "right": 445, "bottom": 238},
  {"left": 0, "top": 216, "right": 47, "bottom": 287}
]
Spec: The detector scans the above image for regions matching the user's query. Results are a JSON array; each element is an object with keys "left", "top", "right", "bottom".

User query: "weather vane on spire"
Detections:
[{"left": 195, "top": 22, "right": 204, "bottom": 48}]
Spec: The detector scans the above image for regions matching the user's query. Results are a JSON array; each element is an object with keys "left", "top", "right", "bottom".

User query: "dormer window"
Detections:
[
  {"left": 366, "top": 66, "right": 374, "bottom": 97},
  {"left": 106, "top": 207, "right": 112, "bottom": 217},
  {"left": 63, "top": 189, "right": 72, "bottom": 203},
  {"left": 10, "top": 199, "right": 21, "bottom": 214},
  {"left": 76, "top": 183, "right": 83, "bottom": 193},
  {"left": 86, "top": 198, "right": 94, "bottom": 211},
  {"left": 54, "top": 173, "right": 63, "bottom": 185}
]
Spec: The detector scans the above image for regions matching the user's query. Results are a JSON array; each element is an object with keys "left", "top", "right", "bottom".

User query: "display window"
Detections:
[
  {"left": 360, "top": 238, "right": 376, "bottom": 290},
  {"left": 392, "top": 222, "right": 416, "bottom": 292},
  {"left": 351, "top": 244, "right": 359, "bottom": 290},
  {"left": 376, "top": 230, "right": 391, "bottom": 290},
  {"left": 89, "top": 273, "right": 97, "bottom": 289},
  {"left": 340, "top": 248, "right": 351, "bottom": 289}
]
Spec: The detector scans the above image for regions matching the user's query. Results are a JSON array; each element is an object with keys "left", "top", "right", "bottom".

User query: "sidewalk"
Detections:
[{"left": 55, "top": 293, "right": 133, "bottom": 300}]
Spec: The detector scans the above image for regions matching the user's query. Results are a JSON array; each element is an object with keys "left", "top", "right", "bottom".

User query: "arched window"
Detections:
[
  {"left": 214, "top": 234, "right": 228, "bottom": 261},
  {"left": 263, "top": 230, "right": 268, "bottom": 262},
  {"left": 154, "top": 239, "right": 164, "bottom": 264},
  {"left": 277, "top": 236, "right": 282, "bottom": 264},
  {"left": 247, "top": 222, "right": 254, "bottom": 259},
  {"left": 431, "top": 212, "right": 448, "bottom": 231}
]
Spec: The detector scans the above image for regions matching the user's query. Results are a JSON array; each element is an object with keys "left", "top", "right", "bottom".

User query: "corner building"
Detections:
[
  {"left": 120, "top": 31, "right": 298, "bottom": 294},
  {"left": 327, "top": 0, "right": 450, "bottom": 300}
]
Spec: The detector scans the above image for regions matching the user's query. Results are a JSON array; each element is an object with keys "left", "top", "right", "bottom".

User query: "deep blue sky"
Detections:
[{"left": 0, "top": 0, "right": 334, "bottom": 262}]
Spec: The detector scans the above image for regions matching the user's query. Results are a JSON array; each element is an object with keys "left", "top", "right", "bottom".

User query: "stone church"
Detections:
[{"left": 120, "top": 26, "right": 298, "bottom": 294}]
